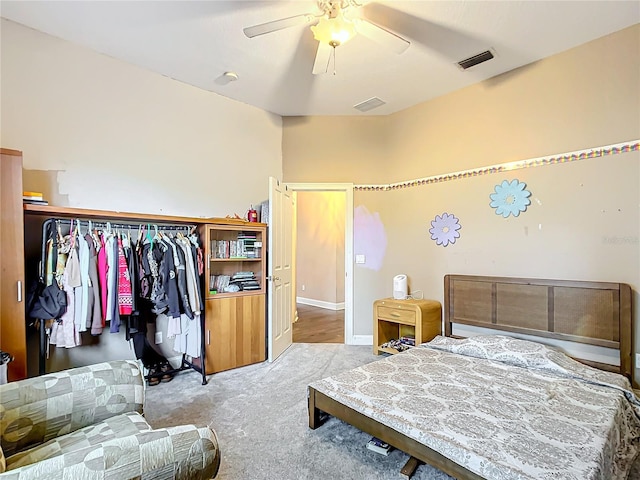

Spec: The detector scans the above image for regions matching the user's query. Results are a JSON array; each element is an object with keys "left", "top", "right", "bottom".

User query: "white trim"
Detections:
[
  {"left": 349, "top": 335, "right": 373, "bottom": 346},
  {"left": 297, "top": 297, "right": 345, "bottom": 311},
  {"left": 285, "top": 182, "right": 354, "bottom": 347}
]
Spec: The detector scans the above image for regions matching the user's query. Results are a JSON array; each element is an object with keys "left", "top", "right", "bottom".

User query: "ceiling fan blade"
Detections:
[
  {"left": 353, "top": 18, "right": 410, "bottom": 54},
  {"left": 312, "top": 42, "right": 333, "bottom": 75},
  {"left": 243, "top": 13, "right": 316, "bottom": 38}
]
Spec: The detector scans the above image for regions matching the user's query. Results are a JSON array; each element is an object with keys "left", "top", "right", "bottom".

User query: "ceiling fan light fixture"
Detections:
[{"left": 311, "top": 13, "right": 356, "bottom": 47}]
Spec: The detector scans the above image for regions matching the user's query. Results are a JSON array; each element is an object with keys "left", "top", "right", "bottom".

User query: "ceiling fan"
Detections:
[{"left": 243, "top": 0, "right": 410, "bottom": 75}]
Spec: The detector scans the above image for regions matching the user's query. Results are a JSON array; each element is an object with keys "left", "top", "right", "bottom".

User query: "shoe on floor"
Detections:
[
  {"left": 159, "top": 362, "right": 174, "bottom": 382},
  {"left": 147, "top": 366, "right": 160, "bottom": 386}
]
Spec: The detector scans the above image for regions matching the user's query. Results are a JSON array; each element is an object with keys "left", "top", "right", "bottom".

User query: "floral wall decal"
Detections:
[
  {"left": 489, "top": 179, "right": 531, "bottom": 218},
  {"left": 429, "top": 213, "right": 461, "bottom": 247}
]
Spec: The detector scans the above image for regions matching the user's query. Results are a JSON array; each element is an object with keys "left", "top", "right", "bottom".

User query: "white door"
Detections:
[{"left": 267, "top": 177, "right": 294, "bottom": 362}]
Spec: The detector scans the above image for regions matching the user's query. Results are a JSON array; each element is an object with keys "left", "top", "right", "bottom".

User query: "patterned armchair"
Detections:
[{"left": 0, "top": 360, "right": 220, "bottom": 479}]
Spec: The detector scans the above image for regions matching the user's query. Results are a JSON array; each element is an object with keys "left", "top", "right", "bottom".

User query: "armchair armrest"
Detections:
[
  {"left": 0, "top": 360, "right": 144, "bottom": 458},
  {"left": 0, "top": 425, "right": 220, "bottom": 480}
]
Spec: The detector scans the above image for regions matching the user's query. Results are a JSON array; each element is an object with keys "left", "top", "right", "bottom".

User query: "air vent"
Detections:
[
  {"left": 354, "top": 97, "right": 386, "bottom": 112},
  {"left": 457, "top": 49, "right": 495, "bottom": 70}
]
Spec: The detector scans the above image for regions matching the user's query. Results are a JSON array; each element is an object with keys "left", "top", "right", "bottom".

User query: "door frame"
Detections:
[{"left": 285, "top": 183, "right": 356, "bottom": 344}]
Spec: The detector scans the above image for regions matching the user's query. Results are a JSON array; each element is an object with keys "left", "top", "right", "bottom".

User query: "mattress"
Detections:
[{"left": 309, "top": 335, "right": 640, "bottom": 480}]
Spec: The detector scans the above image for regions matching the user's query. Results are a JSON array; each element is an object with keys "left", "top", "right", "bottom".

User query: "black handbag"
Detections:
[{"left": 27, "top": 280, "right": 67, "bottom": 320}]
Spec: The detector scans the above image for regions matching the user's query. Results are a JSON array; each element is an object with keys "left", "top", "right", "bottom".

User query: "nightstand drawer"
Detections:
[{"left": 377, "top": 306, "right": 416, "bottom": 325}]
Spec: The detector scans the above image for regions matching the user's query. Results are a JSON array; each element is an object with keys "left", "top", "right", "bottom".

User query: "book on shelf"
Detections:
[
  {"left": 23, "top": 191, "right": 47, "bottom": 205},
  {"left": 23, "top": 191, "right": 43, "bottom": 199},
  {"left": 366, "top": 437, "right": 392, "bottom": 456},
  {"left": 210, "top": 273, "right": 260, "bottom": 293},
  {"left": 210, "top": 237, "right": 260, "bottom": 259}
]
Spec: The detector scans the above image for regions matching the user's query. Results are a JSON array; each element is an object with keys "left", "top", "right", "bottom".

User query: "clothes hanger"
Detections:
[
  {"left": 146, "top": 223, "right": 154, "bottom": 246},
  {"left": 69, "top": 219, "right": 76, "bottom": 248}
]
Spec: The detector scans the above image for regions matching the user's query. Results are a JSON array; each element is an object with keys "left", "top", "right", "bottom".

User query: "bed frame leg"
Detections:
[
  {"left": 308, "top": 387, "right": 321, "bottom": 429},
  {"left": 400, "top": 456, "right": 422, "bottom": 479}
]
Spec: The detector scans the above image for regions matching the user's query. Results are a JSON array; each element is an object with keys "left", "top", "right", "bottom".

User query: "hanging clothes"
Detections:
[
  {"left": 42, "top": 218, "right": 204, "bottom": 375},
  {"left": 109, "top": 233, "right": 121, "bottom": 333},
  {"left": 117, "top": 235, "right": 133, "bottom": 316},
  {"left": 105, "top": 232, "right": 115, "bottom": 322},
  {"left": 49, "top": 265, "right": 81, "bottom": 348},
  {"left": 49, "top": 231, "right": 80, "bottom": 348},
  {"left": 97, "top": 232, "right": 108, "bottom": 325},
  {"left": 85, "top": 233, "right": 103, "bottom": 335}
]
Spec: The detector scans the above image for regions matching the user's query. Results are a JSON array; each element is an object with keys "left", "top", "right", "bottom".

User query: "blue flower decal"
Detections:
[
  {"left": 489, "top": 179, "right": 531, "bottom": 218},
  {"left": 429, "top": 213, "right": 461, "bottom": 247}
]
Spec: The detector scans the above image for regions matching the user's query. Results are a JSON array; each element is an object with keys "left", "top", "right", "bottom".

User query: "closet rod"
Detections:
[{"left": 48, "top": 218, "right": 197, "bottom": 232}]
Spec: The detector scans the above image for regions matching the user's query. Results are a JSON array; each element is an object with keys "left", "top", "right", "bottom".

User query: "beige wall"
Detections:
[
  {"left": 296, "top": 191, "right": 345, "bottom": 306},
  {"left": 1, "top": 19, "right": 282, "bottom": 217},
  {"left": 283, "top": 25, "right": 640, "bottom": 380},
  {"left": 283, "top": 116, "right": 390, "bottom": 184},
  {"left": 2, "top": 19, "right": 283, "bottom": 371}
]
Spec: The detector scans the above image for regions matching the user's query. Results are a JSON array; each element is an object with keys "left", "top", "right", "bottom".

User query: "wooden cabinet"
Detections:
[
  {"left": 373, "top": 298, "right": 442, "bottom": 355},
  {"left": 204, "top": 295, "right": 265, "bottom": 373},
  {"left": 201, "top": 222, "right": 267, "bottom": 373},
  {"left": 0, "top": 148, "right": 27, "bottom": 380}
]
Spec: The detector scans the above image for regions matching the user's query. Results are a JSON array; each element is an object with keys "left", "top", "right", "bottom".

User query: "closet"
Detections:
[
  {"left": 33, "top": 215, "right": 209, "bottom": 384},
  {"left": 15, "top": 203, "right": 268, "bottom": 382}
]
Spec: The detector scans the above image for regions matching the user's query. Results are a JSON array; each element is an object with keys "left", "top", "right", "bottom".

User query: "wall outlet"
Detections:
[
  {"left": 635, "top": 353, "right": 640, "bottom": 368},
  {"left": 301, "top": 284, "right": 305, "bottom": 291},
  {"left": 155, "top": 332, "right": 163, "bottom": 345}
]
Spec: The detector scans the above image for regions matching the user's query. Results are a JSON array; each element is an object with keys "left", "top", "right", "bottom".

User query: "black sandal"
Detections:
[
  {"left": 147, "top": 366, "right": 160, "bottom": 386},
  {"left": 159, "top": 362, "right": 174, "bottom": 382}
]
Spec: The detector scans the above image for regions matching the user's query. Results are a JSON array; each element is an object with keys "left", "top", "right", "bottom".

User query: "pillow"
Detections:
[
  {"left": 426, "top": 334, "right": 559, "bottom": 369},
  {"left": 424, "top": 334, "right": 634, "bottom": 393}
]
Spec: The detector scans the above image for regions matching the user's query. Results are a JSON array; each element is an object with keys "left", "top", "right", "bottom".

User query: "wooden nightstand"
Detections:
[{"left": 373, "top": 298, "right": 442, "bottom": 355}]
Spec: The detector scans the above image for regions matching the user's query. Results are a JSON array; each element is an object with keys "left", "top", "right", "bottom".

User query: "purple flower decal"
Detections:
[{"left": 429, "top": 213, "right": 461, "bottom": 247}]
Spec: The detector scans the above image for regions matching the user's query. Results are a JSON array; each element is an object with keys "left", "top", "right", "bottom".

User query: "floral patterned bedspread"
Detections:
[{"left": 309, "top": 335, "right": 640, "bottom": 480}]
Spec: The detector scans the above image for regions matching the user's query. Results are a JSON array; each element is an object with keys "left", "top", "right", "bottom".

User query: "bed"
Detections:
[{"left": 308, "top": 275, "right": 638, "bottom": 479}]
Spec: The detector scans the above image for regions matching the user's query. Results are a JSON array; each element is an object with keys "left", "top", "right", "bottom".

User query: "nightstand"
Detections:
[{"left": 373, "top": 298, "right": 442, "bottom": 355}]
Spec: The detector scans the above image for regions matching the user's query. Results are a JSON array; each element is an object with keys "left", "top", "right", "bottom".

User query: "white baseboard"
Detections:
[
  {"left": 297, "top": 297, "right": 345, "bottom": 311},
  {"left": 346, "top": 335, "right": 373, "bottom": 346}
]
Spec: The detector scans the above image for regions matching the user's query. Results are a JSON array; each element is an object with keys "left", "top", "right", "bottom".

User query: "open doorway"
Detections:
[{"left": 286, "top": 183, "right": 353, "bottom": 344}]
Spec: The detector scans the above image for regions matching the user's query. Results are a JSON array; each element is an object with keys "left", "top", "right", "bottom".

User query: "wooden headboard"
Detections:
[{"left": 444, "top": 275, "right": 632, "bottom": 379}]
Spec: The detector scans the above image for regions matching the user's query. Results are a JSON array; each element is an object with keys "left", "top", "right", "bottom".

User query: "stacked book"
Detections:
[
  {"left": 209, "top": 274, "right": 231, "bottom": 294},
  {"left": 237, "top": 232, "right": 259, "bottom": 258},
  {"left": 230, "top": 271, "right": 260, "bottom": 291},
  {"left": 23, "top": 191, "right": 48, "bottom": 206}
]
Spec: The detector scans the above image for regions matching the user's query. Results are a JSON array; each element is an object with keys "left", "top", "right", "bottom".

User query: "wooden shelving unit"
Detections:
[{"left": 200, "top": 222, "right": 267, "bottom": 374}]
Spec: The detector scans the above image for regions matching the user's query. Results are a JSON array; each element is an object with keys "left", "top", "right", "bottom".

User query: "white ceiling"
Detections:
[{"left": 2, "top": 1, "right": 638, "bottom": 117}]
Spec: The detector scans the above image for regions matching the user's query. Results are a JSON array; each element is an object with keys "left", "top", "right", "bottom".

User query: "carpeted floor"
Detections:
[{"left": 144, "top": 343, "right": 640, "bottom": 480}]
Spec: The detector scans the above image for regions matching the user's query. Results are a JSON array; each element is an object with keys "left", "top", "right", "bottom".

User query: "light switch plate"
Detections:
[
  {"left": 355, "top": 254, "right": 365, "bottom": 264},
  {"left": 635, "top": 353, "right": 640, "bottom": 368}
]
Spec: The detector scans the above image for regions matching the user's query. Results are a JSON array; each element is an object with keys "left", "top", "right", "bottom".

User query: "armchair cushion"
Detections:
[
  {"left": 1, "top": 360, "right": 143, "bottom": 458},
  {"left": 0, "top": 360, "right": 219, "bottom": 479},
  {"left": 2, "top": 423, "right": 220, "bottom": 480},
  {"left": 7, "top": 412, "right": 151, "bottom": 470}
]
